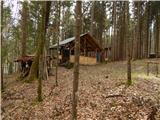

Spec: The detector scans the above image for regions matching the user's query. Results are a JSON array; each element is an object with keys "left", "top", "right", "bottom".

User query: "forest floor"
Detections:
[{"left": 2, "top": 59, "right": 160, "bottom": 120}]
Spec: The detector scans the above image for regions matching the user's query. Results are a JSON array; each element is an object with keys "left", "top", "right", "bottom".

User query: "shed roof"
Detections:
[
  {"left": 50, "top": 33, "right": 102, "bottom": 51},
  {"left": 14, "top": 55, "right": 34, "bottom": 62},
  {"left": 14, "top": 55, "right": 51, "bottom": 63}
]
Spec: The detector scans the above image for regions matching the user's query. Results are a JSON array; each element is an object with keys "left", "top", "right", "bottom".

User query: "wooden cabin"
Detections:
[{"left": 49, "top": 33, "right": 102, "bottom": 65}]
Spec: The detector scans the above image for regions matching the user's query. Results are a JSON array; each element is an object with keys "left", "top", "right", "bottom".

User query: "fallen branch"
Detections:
[{"left": 106, "top": 94, "right": 123, "bottom": 98}]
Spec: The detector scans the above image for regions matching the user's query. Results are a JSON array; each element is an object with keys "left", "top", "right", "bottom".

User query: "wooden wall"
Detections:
[{"left": 70, "top": 55, "right": 97, "bottom": 65}]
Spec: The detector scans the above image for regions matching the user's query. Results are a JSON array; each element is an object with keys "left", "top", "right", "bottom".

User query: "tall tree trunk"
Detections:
[
  {"left": 38, "top": 1, "right": 51, "bottom": 101},
  {"left": 27, "top": 1, "right": 51, "bottom": 83},
  {"left": 149, "top": 27, "right": 152, "bottom": 55},
  {"left": 133, "top": 2, "right": 140, "bottom": 60},
  {"left": 133, "top": 25, "right": 137, "bottom": 59},
  {"left": 137, "top": 2, "right": 140, "bottom": 59},
  {"left": 34, "top": 6, "right": 41, "bottom": 49},
  {"left": 144, "top": 2, "right": 150, "bottom": 58},
  {"left": 21, "top": 1, "right": 28, "bottom": 57},
  {"left": 125, "top": 1, "right": 131, "bottom": 85},
  {"left": 55, "top": 1, "right": 61, "bottom": 86},
  {"left": 119, "top": 2, "right": 126, "bottom": 60},
  {"left": 1, "top": 1, "right": 4, "bottom": 91},
  {"left": 111, "top": 1, "right": 116, "bottom": 61},
  {"left": 137, "top": 2, "right": 142, "bottom": 59},
  {"left": 72, "top": 1, "right": 82, "bottom": 120},
  {"left": 155, "top": 12, "right": 159, "bottom": 57},
  {"left": 98, "top": 2, "right": 106, "bottom": 47}
]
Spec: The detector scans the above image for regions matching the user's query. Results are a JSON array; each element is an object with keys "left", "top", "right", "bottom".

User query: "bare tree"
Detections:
[{"left": 72, "top": 1, "right": 82, "bottom": 120}]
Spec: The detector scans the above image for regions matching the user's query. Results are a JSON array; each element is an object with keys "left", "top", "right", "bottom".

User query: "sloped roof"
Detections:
[
  {"left": 50, "top": 33, "right": 102, "bottom": 51},
  {"left": 51, "top": 33, "right": 86, "bottom": 48}
]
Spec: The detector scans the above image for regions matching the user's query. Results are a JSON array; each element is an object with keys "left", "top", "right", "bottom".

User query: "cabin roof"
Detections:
[
  {"left": 50, "top": 33, "right": 102, "bottom": 51},
  {"left": 52, "top": 33, "right": 86, "bottom": 47}
]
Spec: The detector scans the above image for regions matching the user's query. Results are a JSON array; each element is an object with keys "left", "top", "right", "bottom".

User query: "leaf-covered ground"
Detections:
[{"left": 2, "top": 59, "right": 160, "bottom": 120}]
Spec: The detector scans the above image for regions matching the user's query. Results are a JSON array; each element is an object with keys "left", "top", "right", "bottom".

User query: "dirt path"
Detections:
[{"left": 2, "top": 60, "right": 160, "bottom": 120}]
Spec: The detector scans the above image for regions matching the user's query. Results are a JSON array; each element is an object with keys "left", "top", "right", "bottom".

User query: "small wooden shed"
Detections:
[{"left": 50, "top": 33, "right": 102, "bottom": 65}]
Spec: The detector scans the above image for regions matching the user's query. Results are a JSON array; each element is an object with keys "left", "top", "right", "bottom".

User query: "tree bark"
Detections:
[
  {"left": 72, "top": 1, "right": 82, "bottom": 120},
  {"left": 98, "top": 2, "right": 106, "bottom": 47},
  {"left": 38, "top": 1, "right": 51, "bottom": 101},
  {"left": 155, "top": 12, "right": 159, "bottom": 58},
  {"left": 1, "top": 1, "right": 4, "bottom": 91},
  {"left": 133, "top": 2, "right": 141, "bottom": 60},
  {"left": 137, "top": 2, "right": 142, "bottom": 59},
  {"left": 119, "top": 2, "right": 126, "bottom": 60},
  {"left": 55, "top": 1, "right": 61, "bottom": 86},
  {"left": 125, "top": 1, "right": 132, "bottom": 85},
  {"left": 144, "top": 2, "right": 150, "bottom": 58},
  {"left": 111, "top": 1, "right": 116, "bottom": 61},
  {"left": 27, "top": 1, "right": 51, "bottom": 83}
]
